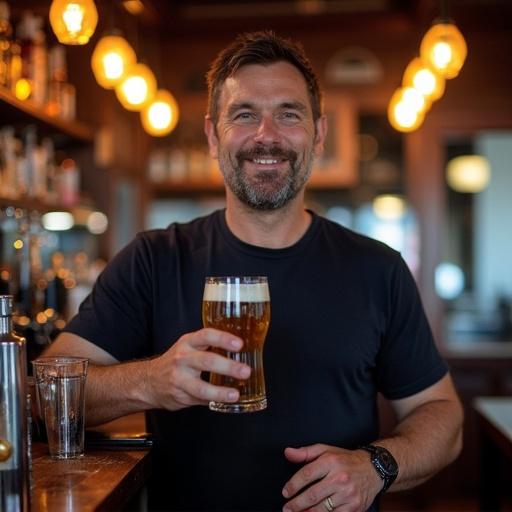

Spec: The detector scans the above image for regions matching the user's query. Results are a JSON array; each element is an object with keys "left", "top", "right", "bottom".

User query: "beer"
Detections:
[{"left": 202, "top": 276, "right": 270, "bottom": 413}]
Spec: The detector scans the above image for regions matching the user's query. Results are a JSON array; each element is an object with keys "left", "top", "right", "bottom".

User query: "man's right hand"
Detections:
[
  {"left": 146, "top": 328, "right": 252, "bottom": 411},
  {"left": 43, "top": 329, "right": 252, "bottom": 425}
]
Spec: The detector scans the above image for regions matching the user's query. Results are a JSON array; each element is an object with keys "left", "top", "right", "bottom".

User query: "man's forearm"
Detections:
[
  {"left": 374, "top": 398, "right": 464, "bottom": 491},
  {"left": 83, "top": 360, "right": 156, "bottom": 426}
]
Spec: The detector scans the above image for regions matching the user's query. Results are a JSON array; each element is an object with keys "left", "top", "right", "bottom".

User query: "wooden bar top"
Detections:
[{"left": 32, "top": 414, "right": 151, "bottom": 512}]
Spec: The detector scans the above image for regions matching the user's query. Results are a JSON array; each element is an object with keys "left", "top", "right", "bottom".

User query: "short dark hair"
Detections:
[{"left": 206, "top": 30, "right": 323, "bottom": 123}]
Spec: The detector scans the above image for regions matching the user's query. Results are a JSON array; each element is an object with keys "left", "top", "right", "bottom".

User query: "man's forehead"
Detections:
[{"left": 219, "top": 61, "right": 310, "bottom": 105}]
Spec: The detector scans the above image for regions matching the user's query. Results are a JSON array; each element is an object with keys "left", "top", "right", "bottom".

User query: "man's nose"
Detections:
[{"left": 253, "top": 116, "right": 281, "bottom": 144}]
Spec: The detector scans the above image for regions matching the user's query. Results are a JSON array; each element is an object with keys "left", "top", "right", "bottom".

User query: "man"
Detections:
[{"left": 44, "top": 31, "right": 463, "bottom": 512}]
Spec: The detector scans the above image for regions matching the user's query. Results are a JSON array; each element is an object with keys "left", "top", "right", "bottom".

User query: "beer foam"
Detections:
[{"left": 203, "top": 282, "right": 270, "bottom": 302}]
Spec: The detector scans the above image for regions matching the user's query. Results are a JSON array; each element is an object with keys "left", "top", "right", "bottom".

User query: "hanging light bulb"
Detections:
[
  {"left": 403, "top": 57, "right": 445, "bottom": 102},
  {"left": 420, "top": 22, "right": 467, "bottom": 79},
  {"left": 141, "top": 89, "right": 180, "bottom": 136},
  {"left": 115, "top": 62, "right": 157, "bottom": 111},
  {"left": 49, "top": 0, "right": 98, "bottom": 45},
  {"left": 387, "top": 87, "right": 426, "bottom": 133},
  {"left": 91, "top": 33, "right": 137, "bottom": 89}
]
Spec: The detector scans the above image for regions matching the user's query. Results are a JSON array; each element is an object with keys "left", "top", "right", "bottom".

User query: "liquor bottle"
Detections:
[
  {"left": 0, "top": 1, "right": 13, "bottom": 87},
  {"left": 0, "top": 294, "right": 31, "bottom": 512}
]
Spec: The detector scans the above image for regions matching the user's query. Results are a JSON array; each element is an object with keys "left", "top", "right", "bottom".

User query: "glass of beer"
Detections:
[{"left": 202, "top": 276, "right": 270, "bottom": 413}]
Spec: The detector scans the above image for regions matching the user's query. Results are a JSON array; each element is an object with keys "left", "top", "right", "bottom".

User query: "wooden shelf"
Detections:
[
  {"left": 0, "top": 196, "right": 71, "bottom": 213},
  {"left": 0, "top": 86, "right": 94, "bottom": 144}
]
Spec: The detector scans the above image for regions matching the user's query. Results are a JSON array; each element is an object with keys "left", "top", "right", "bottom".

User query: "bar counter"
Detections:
[{"left": 32, "top": 414, "right": 151, "bottom": 512}]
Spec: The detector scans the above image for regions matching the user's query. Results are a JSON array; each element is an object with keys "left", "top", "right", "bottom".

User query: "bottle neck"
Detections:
[{"left": 0, "top": 315, "right": 12, "bottom": 335}]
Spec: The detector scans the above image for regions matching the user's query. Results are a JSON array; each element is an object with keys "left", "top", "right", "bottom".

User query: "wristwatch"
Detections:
[{"left": 360, "top": 444, "right": 399, "bottom": 494}]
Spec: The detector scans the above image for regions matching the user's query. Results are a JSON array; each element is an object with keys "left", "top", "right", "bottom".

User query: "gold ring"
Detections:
[{"left": 323, "top": 496, "right": 335, "bottom": 512}]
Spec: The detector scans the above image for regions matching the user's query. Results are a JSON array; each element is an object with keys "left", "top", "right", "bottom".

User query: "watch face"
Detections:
[{"left": 376, "top": 447, "right": 398, "bottom": 475}]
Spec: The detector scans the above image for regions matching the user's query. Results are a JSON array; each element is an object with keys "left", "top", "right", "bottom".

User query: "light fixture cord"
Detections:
[{"left": 439, "top": 0, "right": 451, "bottom": 23}]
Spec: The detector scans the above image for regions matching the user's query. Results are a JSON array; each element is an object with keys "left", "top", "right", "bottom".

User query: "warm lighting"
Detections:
[
  {"left": 115, "top": 63, "right": 157, "bottom": 111},
  {"left": 49, "top": 0, "right": 98, "bottom": 45},
  {"left": 446, "top": 155, "right": 491, "bottom": 193},
  {"left": 42, "top": 212, "right": 75, "bottom": 231},
  {"left": 15, "top": 78, "right": 31, "bottom": 100},
  {"left": 123, "top": 0, "right": 145, "bottom": 15},
  {"left": 91, "top": 34, "right": 137, "bottom": 89},
  {"left": 141, "top": 89, "right": 180, "bottom": 136},
  {"left": 420, "top": 22, "right": 467, "bottom": 79},
  {"left": 387, "top": 88, "right": 425, "bottom": 132},
  {"left": 13, "top": 239, "right": 24, "bottom": 250},
  {"left": 373, "top": 195, "right": 407, "bottom": 220},
  {"left": 403, "top": 57, "right": 445, "bottom": 101}
]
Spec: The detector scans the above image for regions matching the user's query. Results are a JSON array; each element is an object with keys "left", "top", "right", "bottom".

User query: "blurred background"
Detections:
[{"left": 0, "top": 0, "right": 511, "bottom": 509}]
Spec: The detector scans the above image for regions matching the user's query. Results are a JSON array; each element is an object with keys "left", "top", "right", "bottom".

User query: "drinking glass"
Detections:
[{"left": 202, "top": 276, "right": 270, "bottom": 413}]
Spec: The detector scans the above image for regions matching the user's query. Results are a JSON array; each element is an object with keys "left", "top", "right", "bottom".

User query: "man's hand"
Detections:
[
  {"left": 147, "top": 327, "right": 252, "bottom": 411},
  {"left": 282, "top": 444, "right": 382, "bottom": 512}
]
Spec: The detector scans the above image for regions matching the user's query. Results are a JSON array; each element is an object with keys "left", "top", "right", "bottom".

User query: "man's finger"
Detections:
[
  {"left": 284, "top": 444, "right": 330, "bottom": 463},
  {"left": 187, "top": 328, "right": 243, "bottom": 351}
]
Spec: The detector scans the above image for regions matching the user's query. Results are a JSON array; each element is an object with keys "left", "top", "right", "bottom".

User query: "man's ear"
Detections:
[
  {"left": 313, "top": 115, "right": 328, "bottom": 158},
  {"left": 204, "top": 116, "right": 219, "bottom": 159}
]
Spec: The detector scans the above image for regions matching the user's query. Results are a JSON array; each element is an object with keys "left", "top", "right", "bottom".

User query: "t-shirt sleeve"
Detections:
[
  {"left": 63, "top": 233, "right": 153, "bottom": 362},
  {"left": 376, "top": 255, "right": 448, "bottom": 400}
]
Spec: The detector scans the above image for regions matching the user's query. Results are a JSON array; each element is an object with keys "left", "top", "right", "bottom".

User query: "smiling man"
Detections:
[{"left": 43, "top": 31, "right": 463, "bottom": 512}]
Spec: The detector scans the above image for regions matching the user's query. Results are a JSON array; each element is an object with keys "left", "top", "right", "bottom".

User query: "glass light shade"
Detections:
[
  {"left": 403, "top": 57, "right": 445, "bottom": 101},
  {"left": 115, "top": 63, "right": 157, "bottom": 111},
  {"left": 420, "top": 22, "right": 467, "bottom": 79},
  {"left": 141, "top": 89, "right": 180, "bottom": 137},
  {"left": 49, "top": 0, "right": 98, "bottom": 45},
  {"left": 446, "top": 155, "right": 491, "bottom": 193},
  {"left": 91, "top": 35, "right": 136, "bottom": 89},
  {"left": 387, "top": 88, "right": 425, "bottom": 133}
]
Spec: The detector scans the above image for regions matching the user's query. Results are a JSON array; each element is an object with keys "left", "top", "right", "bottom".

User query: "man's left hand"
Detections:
[{"left": 282, "top": 444, "right": 383, "bottom": 511}]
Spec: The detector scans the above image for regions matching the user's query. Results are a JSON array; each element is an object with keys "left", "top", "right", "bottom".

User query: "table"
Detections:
[
  {"left": 473, "top": 397, "right": 512, "bottom": 511},
  {"left": 32, "top": 414, "right": 152, "bottom": 512}
]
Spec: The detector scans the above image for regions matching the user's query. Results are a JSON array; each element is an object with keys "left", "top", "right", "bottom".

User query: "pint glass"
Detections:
[{"left": 202, "top": 276, "right": 270, "bottom": 413}]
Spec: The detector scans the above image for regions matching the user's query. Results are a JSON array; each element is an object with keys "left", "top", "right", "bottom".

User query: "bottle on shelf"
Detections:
[
  {"left": 0, "top": 0, "right": 13, "bottom": 87},
  {"left": 14, "top": 11, "right": 47, "bottom": 105},
  {"left": 46, "top": 44, "right": 75, "bottom": 120}
]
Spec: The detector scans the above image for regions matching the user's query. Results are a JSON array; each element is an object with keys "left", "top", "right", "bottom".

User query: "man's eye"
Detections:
[
  {"left": 280, "top": 111, "right": 301, "bottom": 121},
  {"left": 234, "top": 112, "right": 255, "bottom": 121}
]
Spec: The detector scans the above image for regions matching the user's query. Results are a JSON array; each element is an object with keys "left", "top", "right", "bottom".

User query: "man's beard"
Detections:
[{"left": 219, "top": 145, "right": 313, "bottom": 210}]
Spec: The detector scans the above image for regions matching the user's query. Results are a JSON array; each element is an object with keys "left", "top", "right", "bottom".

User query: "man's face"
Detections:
[{"left": 205, "top": 61, "right": 326, "bottom": 210}]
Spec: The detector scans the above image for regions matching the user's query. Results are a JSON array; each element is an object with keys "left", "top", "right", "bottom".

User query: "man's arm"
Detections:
[
  {"left": 282, "top": 373, "right": 463, "bottom": 512},
  {"left": 43, "top": 330, "right": 252, "bottom": 426}
]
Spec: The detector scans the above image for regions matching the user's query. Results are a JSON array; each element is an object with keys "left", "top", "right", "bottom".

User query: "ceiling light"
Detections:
[
  {"left": 387, "top": 88, "right": 426, "bottom": 132},
  {"left": 49, "top": 0, "right": 98, "bottom": 45},
  {"left": 91, "top": 33, "right": 137, "bottom": 89},
  {"left": 420, "top": 22, "right": 467, "bottom": 79},
  {"left": 141, "top": 89, "right": 180, "bottom": 137},
  {"left": 403, "top": 57, "right": 445, "bottom": 101},
  {"left": 115, "top": 62, "right": 156, "bottom": 111}
]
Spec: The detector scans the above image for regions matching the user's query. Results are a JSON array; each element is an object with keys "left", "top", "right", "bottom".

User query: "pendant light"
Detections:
[
  {"left": 115, "top": 62, "right": 156, "bottom": 111},
  {"left": 91, "top": 32, "right": 137, "bottom": 89},
  {"left": 141, "top": 89, "right": 180, "bottom": 136},
  {"left": 420, "top": 22, "right": 467, "bottom": 79},
  {"left": 387, "top": 87, "right": 427, "bottom": 133},
  {"left": 49, "top": 0, "right": 98, "bottom": 45},
  {"left": 402, "top": 57, "right": 445, "bottom": 101}
]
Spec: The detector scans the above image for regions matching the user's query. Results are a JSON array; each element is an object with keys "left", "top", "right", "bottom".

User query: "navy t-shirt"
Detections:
[{"left": 65, "top": 209, "right": 448, "bottom": 511}]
